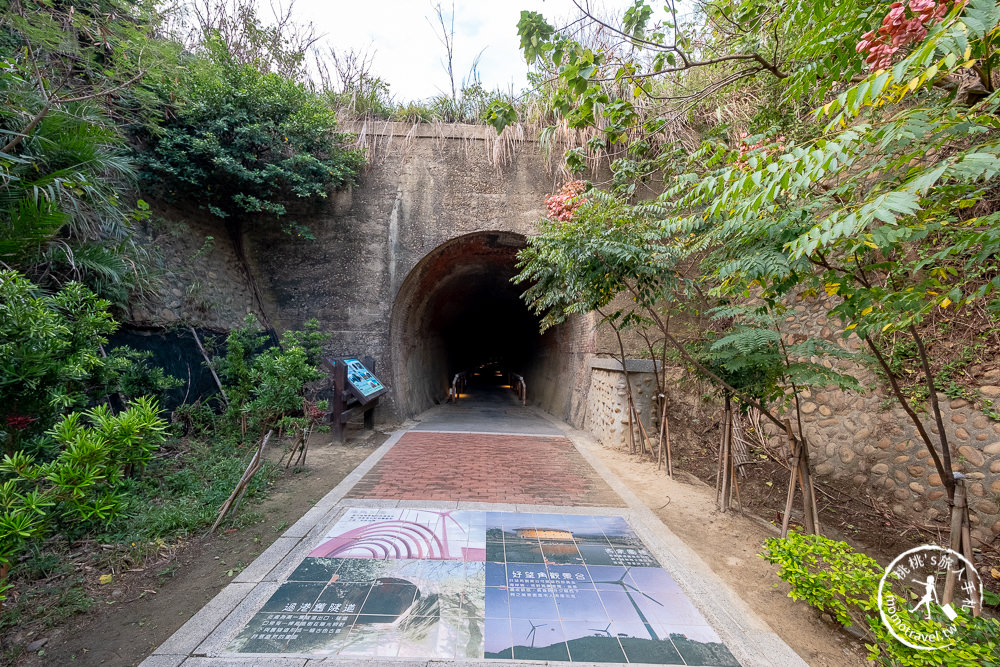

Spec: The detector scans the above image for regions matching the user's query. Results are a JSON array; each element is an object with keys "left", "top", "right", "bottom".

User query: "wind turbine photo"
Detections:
[
  {"left": 525, "top": 619, "right": 549, "bottom": 648},
  {"left": 592, "top": 567, "right": 665, "bottom": 641},
  {"left": 589, "top": 621, "right": 613, "bottom": 637}
]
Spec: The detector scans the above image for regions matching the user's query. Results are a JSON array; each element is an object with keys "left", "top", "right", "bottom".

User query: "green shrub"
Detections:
[
  {"left": 0, "top": 398, "right": 168, "bottom": 603},
  {"left": 0, "top": 271, "right": 179, "bottom": 454},
  {"left": 0, "top": 271, "right": 118, "bottom": 450},
  {"left": 211, "top": 315, "right": 329, "bottom": 441},
  {"left": 140, "top": 38, "right": 364, "bottom": 237},
  {"left": 762, "top": 532, "right": 1000, "bottom": 666},
  {"left": 102, "top": 346, "right": 184, "bottom": 405}
]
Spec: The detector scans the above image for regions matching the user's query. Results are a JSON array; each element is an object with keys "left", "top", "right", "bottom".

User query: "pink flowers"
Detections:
[
  {"left": 856, "top": 0, "right": 963, "bottom": 70},
  {"left": 545, "top": 180, "right": 588, "bottom": 222}
]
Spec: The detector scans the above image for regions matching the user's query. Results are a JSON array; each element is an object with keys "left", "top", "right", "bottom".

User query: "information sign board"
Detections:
[{"left": 344, "top": 358, "right": 385, "bottom": 401}]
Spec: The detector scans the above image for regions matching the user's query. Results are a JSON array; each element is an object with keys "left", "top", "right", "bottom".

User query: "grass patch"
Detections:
[{"left": 99, "top": 439, "right": 279, "bottom": 544}]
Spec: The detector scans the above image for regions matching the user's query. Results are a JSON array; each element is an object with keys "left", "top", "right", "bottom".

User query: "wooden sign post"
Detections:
[{"left": 324, "top": 356, "right": 386, "bottom": 443}]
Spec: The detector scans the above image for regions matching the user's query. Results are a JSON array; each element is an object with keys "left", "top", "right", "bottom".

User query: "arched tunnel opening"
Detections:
[{"left": 390, "top": 231, "right": 556, "bottom": 417}]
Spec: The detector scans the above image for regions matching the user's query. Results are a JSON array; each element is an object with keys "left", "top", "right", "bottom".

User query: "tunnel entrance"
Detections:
[{"left": 390, "top": 231, "right": 544, "bottom": 417}]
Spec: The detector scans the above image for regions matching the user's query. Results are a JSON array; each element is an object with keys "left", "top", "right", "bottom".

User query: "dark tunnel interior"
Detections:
[
  {"left": 429, "top": 264, "right": 540, "bottom": 376},
  {"left": 391, "top": 231, "right": 552, "bottom": 415}
]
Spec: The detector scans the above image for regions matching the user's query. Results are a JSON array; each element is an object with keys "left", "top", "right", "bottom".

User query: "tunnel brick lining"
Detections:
[{"left": 346, "top": 431, "right": 626, "bottom": 506}]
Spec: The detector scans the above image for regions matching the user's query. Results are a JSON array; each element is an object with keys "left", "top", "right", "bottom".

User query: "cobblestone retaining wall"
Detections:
[
  {"left": 582, "top": 292, "right": 1000, "bottom": 544},
  {"left": 773, "top": 294, "right": 1000, "bottom": 544},
  {"left": 583, "top": 360, "right": 660, "bottom": 451},
  {"left": 129, "top": 209, "right": 262, "bottom": 329}
]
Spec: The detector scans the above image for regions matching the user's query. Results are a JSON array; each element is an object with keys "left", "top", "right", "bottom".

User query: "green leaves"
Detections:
[
  {"left": 140, "top": 54, "right": 364, "bottom": 229},
  {"left": 210, "top": 315, "right": 329, "bottom": 439},
  {"left": 484, "top": 100, "right": 517, "bottom": 133},
  {"left": 0, "top": 272, "right": 118, "bottom": 446},
  {"left": 516, "top": 191, "right": 676, "bottom": 332},
  {"left": 517, "top": 11, "right": 556, "bottom": 64},
  {"left": 0, "top": 395, "right": 168, "bottom": 605},
  {"left": 622, "top": 2, "right": 654, "bottom": 42},
  {"left": 960, "top": 0, "right": 1000, "bottom": 38},
  {"left": 763, "top": 533, "right": 1000, "bottom": 667},
  {"left": 762, "top": 532, "right": 884, "bottom": 630}
]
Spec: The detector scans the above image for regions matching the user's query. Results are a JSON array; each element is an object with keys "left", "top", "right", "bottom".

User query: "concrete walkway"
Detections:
[{"left": 141, "top": 389, "right": 806, "bottom": 667}]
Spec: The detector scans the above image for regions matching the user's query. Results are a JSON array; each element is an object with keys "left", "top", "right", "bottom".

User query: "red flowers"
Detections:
[
  {"left": 303, "top": 400, "right": 325, "bottom": 422},
  {"left": 545, "top": 180, "right": 588, "bottom": 222},
  {"left": 4, "top": 414, "right": 37, "bottom": 430},
  {"left": 857, "top": 0, "right": 963, "bottom": 70}
]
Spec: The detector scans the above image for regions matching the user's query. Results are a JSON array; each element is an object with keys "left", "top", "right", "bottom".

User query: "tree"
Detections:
[
  {"left": 0, "top": 0, "right": 167, "bottom": 305},
  {"left": 180, "top": 0, "right": 321, "bottom": 80},
  {"left": 654, "top": 0, "right": 1000, "bottom": 501},
  {"left": 516, "top": 187, "right": 858, "bottom": 456},
  {"left": 0, "top": 270, "right": 119, "bottom": 453},
  {"left": 499, "top": 1, "right": 889, "bottom": 160},
  {"left": 511, "top": 0, "right": 1000, "bottom": 512}
]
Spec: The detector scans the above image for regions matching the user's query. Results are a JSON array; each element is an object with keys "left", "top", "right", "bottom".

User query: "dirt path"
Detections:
[
  {"left": 14, "top": 430, "right": 385, "bottom": 667},
  {"left": 589, "top": 441, "right": 869, "bottom": 667}
]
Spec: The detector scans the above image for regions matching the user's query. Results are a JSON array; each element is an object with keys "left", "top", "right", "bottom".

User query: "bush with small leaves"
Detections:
[{"left": 762, "top": 532, "right": 1000, "bottom": 666}]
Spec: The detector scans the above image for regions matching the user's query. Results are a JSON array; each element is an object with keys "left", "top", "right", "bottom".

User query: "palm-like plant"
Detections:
[{"left": 0, "top": 92, "right": 155, "bottom": 307}]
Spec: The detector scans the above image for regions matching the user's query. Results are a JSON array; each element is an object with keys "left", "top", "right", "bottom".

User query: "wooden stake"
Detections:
[
  {"left": 664, "top": 411, "right": 673, "bottom": 478},
  {"left": 190, "top": 326, "right": 229, "bottom": 409},
  {"left": 730, "top": 442, "right": 743, "bottom": 513},
  {"left": 284, "top": 429, "right": 303, "bottom": 469},
  {"left": 953, "top": 481, "right": 982, "bottom": 617},
  {"left": 719, "top": 396, "right": 733, "bottom": 512},
  {"left": 209, "top": 430, "right": 271, "bottom": 534},
  {"left": 799, "top": 435, "right": 821, "bottom": 534},
  {"left": 294, "top": 424, "right": 315, "bottom": 467},
  {"left": 715, "top": 412, "right": 726, "bottom": 505},
  {"left": 943, "top": 480, "right": 966, "bottom": 605},
  {"left": 656, "top": 394, "right": 666, "bottom": 469},
  {"left": 625, "top": 396, "right": 635, "bottom": 453},
  {"left": 796, "top": 465, "right": 816, "bottom": 535},
  {"left": 635, "top": 406, "right": 654, "bottom": 459},
  {"left": 780, "top": 419, "right": 799, "bottom": 538}
]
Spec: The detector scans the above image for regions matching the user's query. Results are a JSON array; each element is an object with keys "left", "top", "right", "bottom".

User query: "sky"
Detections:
[{"left": 293, "top": 1, "right": 637, "bottom": 102}]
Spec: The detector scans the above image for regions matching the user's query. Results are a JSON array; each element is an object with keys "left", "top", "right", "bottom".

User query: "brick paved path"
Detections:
[{"left": 346, "top": 431, "right": 625, "bottom": 506}]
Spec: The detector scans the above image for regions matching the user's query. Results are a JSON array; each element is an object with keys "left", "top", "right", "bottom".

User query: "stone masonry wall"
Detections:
[
  {"left": 584, "top": 361, "right": 660, "bottom": 450},
  {"left": 765, "top": 294, "right": 1000, "bottom": 544},
  {"left": 130, "top": 206, "right": 262, "bottom": 330},
  {"left": 581, "top": 289, "right": 1000, "bottom": 543},
  {"left": 139, "top": 123, "right": 595, "bottom": 423}
]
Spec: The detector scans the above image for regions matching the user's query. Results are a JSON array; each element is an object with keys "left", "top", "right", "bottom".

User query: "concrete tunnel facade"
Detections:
[{"left": 240, "top": 122, "right": 598, "bottom": 424}]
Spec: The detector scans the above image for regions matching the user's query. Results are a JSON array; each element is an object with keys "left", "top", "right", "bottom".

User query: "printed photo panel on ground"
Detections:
[{"left": 226, "top": 507, "right": 739, "bottom": 665}]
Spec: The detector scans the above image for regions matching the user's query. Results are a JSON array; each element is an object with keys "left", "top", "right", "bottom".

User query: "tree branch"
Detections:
[
  {"left": 864, "top": 335, "right": 950, "bottom": 492},
  {"left": 1, "top": 68, "right": 147, "bottom": 155},
  {"left": 909, "top": 324, "right": 955, "bottom": 499}
]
